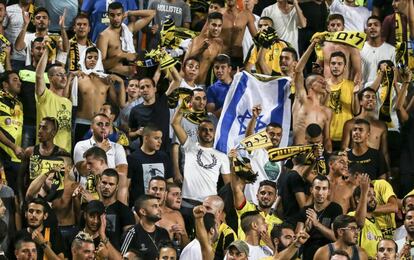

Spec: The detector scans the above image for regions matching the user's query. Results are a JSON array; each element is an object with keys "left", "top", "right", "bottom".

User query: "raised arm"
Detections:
[
  {"left": 350, "top": 47, "right": 362, "bottom": 86},
  {"left": 340, "top": 120, "right": 353, "bottom": 151},
  {"left": 193, "top": 206, "right": 214, "bottom": 260},
  {"left": 229, "top": 149, "right": 247, "bottom": 209},
  {"left": 275, "top": 229, "right": 309, "bottom": 260},
  {"left": 14, "top": 10, "right": 30, "bottom": 51},
  {"left": 396, "top": 69, "right": 412, "bottom": 123},
  {"left": 293, "top": 0, "right": 307, "bottom": 28},
  {"left": 35, "top": 48, "right": 49, "bottom": 96},
  {"left": 295, "top": 40, "right": 317, "bottom": 101},
  {"left": 246, "top": 11, "right": 257, "bottom": 38},
  {"left": 256, "top": 47, "right": 273, "bottom": 75},
  {"left": 126, "top": 9, "right": 156, "bottom": 33},
  {"left": 355, "top": 174, "right": 370, "bottom": 228},
  {"left": 171, "top": 107, "right": 188, "bottom": 145},
  {"left": 165, "top": 65, "right": 183, "bottom": 96},
  {"left": 245, "top": 105, "right": 261, "bottom": 137},
  {"left": 59, "top": 9, "right": 69, "bottom": 53}
]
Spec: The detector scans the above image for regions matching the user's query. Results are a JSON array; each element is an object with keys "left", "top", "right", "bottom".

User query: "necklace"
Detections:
[{"left": 146, "top": 231, "right": 158, "bottom": 251}]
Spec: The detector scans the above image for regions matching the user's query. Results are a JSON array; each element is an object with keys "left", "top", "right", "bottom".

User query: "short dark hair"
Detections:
[
  {"left": 306, "top": 123, "right": 322, "bottom": 138},
  {"left": 354, "top": 118, "right": 370, "bottom": 130},
  {"left": 148, "top": 176, "right": 167, "bottom": 188},
  {"left": 102, "top": 168, "right": 119, "bottom": 184},
  {"left": 259, "top": 16, "right": 274, "bottom": 27},
  {"left": 108, "top": 2, "right": 124, "bottom": 12},
  {"left": 266, "top": 122, "right": 282, "bottom": 130},
  {"left": 331, "top": 250, "right": 350, "bottom": 260},
  {"left": 134, "top": 194, "right": 159, "bottom": 215},
  {"left": 31, "top": 37, "right": 45, "bottom": 48},
  {"left": 210, "top": 0, "right": 225, "bottom": 7},
  {"left": 158, "top": 240, "right": 177, "bottom": 255},
  {"left": 73, "top": 13, "right": 90, "bottom": 26},
  {"left": 348, "top": 162, "right": 364, "bottom": 176},
  {"left": 240, "top": 211, "right": 261, "bottom": 233},
  {"left": 377, "top": 238, "right": 398, "bottom": 252},
  {"left": 328, "top": 14, "right": 344, "bottom": 25},
  {"left": 15, "top": 237, "right": 37, "bottom": 251},
  {"left": 166, "top": 182, "right": 181, "bottom": 192},
  {"left": 367, "top": 15, "right": 381, "bottom": 25},
  {"left": 42, "top": 116, "right": 59, "bottom": 133},
  {"left": 270, "top": 222, "right": 294, "bottom": 240},
  {"left": 330, "top": 51, "right": 347, "bottom": 65},
  {"left": 27, "top": 197, "right": 48, "bottom": 213},
  {"left": 353, "top": 183, "right": 374, "bottom": 200},
  {"left": 0, "top": 70, "right": 19, "bottom": 86},
  {"left": 312, "top": 175, "right": 330, "bottom": 188},
  {"left": 281, "top": 47, "right": 298, "bottom": 61},
  {"left": 92, "top": 113, "right": 110, "bottom": 123},
  {"left": 213, "top": 54, "right": 231, "bottom": 66},
  {"left": 357, "top": 87, "right": 376, "bottom": 101},
  {"left": 34, "top": 7, "right": 49, "bottom": 17},
  {"left": 208, "top": 12, "right": 223, "bottom": 21},
  {"left": 403, "top": 194, "right": 414, "bottom": 208},
  {"left": 47, "top": 64, "right": 64, "bottom": 77},
  {"left": 183, "top": 56, "right": 200, "bottom": 67},
  {"left": 139, "top": 77, "right": 156, "bottom": 88},
  {"left": 0, "top": 0, "right": 6, "bottom": 8},
  {"left": 142, "top": 124, "right": 162, "bottom": 136},
  {"left": 332, "top": 215, "right": 357, "bottom": 238},
  {"left": 85, "top": 46, "right": 99, "bottom": 56},
  {"left": 102, "top": 102, "right": 119, "bottom": 120},
  {"left": 83, "top": 146, "right": 108, "bottom": 164},
  {"left": 259, "top": 180, "right": 277, "bottom": 191},
  {"left": 377, "top": 59, "right": 394, "bottom": 70}
]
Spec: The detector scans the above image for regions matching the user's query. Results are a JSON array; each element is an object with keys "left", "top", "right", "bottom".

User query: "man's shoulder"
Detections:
[{"left": 73, "top": 139, "right": 91, "bottom": 151}]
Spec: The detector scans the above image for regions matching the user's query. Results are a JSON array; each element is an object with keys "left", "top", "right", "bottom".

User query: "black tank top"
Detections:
[{"left": 328, "top": 243, "right": 360, "bottom": 260}]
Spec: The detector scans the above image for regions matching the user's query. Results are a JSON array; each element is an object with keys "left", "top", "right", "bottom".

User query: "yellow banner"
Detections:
[{"left": 240, "top": 130, "right": 272, "bottom": 152}]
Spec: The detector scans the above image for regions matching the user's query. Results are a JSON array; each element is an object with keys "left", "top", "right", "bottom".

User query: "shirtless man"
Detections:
[
  {"left": 341, "top": 87, "right": 390, "bottom": 169},
  {"left": 157, "top": 183, "right": 189, "bottom": 247},
  {"left": 317, "top": 14, "right": 362, "bottom": 87},
  {"left": 185, "top": 12, "right": 223, "bottom": 85},
  {"left": 97, "top": 2, "right": 155, "bottom": 77},
  {"left": 220, "top": 0, "right": 257, "bottom": 67},
  {"left": 327, "top": 152, "right": 358, "bottom": 213},
  {"left": 293, "top": 36, "right": 332, "bottom": 152},
  {"left": 73, "top": 46, "right": 125, "bottom": 142}
]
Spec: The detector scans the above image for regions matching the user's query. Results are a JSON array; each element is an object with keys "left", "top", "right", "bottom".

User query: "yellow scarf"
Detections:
[{"left": 68, "top": 36, "right": 93, "bottom": 71}]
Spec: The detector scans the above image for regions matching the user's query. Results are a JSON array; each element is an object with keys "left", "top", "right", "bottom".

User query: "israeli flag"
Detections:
[{"left": 214, "top": 71, "right": 292, "bottom": 153}]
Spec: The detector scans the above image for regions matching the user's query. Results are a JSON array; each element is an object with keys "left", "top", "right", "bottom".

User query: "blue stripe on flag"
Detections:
[
  {"left": 215, "top": 73, "right": 249, "bottom": 152},
  {"left": 270, "top": 78, "right": 287, "bottom": 125}
]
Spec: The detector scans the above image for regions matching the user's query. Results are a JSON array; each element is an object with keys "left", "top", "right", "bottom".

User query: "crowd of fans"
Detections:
[{"left": 0, "top": 0, "right": 413, "bottom": 259}]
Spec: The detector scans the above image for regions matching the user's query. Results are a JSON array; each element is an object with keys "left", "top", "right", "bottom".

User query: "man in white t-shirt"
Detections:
[
  {"left": 172, "top": 105, "right": 231, "bottom": 235},
  {"left": 74, "top": 113, "right": 128, "bottom": 173},
  {"left": 361, "top": 15, "right": 396, "bottom": 85},
  {"left": 328, "top": 0, "right": 371, "bottom": 32},
  {"left": 241, "top": 211, "right": 273, "bottom": 259},
  {"left": 261, "top": 0, "right": 307, "bottom": 52},
  {"left": 68, "top": 13, "right": 94, "bottom": 72}
]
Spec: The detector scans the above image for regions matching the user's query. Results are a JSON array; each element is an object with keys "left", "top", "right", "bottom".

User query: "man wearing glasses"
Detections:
[
  {"left": 314, "top": 215, "right": 369, "bottom": 260},
  {"left": 35, "top": 47, "right": 72, "bottom": 153}
]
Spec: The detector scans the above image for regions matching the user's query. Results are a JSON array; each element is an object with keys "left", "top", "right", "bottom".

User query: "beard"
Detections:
[
  {"left": 258, "top": 200, "right": 273, "bottom": 209},
  {"left": 147, "top": 214, "right": 161, "bottom": 223},
  {"left": 367, "top": 202, "right": 377, "bottom": 212}
]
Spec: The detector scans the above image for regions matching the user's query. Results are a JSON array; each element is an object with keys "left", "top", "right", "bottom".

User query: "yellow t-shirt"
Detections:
[
  {"left": 348, "top": 211, "right": 383, "bottom": 259},
  {"left": 327, "top": 79, "right": 354, "bottom": 141},
  {"left": 373, "top": 179, "right": 396, "bottom": 238},
  {"left": 36, "top": 88, "right": 72, "bottom": 152},
  {"left": 0, "top": 90, "right": 23, "bottom": 162},
  {"left": 247, "top": 42, "right": 288, "bottom": 75},
  {"left": 236, "top": 200, "right": 282, "bottom": 242}
]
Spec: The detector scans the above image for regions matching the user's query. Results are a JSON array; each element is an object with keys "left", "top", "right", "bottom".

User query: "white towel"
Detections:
[
  {"left": 120, "top": 23, "right": 135, "bottom": 53},
  {"left": 72, "top": 46, "right": 108, "bottom": 106}
]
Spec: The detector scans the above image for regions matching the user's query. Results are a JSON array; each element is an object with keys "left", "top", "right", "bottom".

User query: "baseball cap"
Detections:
[
  {"left": 227, "top": 240, "right": 249, "bottom": 255},
  {"left": 85, "top": 200, "right": 105, "bottom": 215}
]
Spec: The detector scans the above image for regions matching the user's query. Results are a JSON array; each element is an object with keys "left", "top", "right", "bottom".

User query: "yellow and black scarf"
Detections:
[
  {"left": 0, "top": 34, "right": 10, "bottom": 66},
  {"left": 312, "top": 31, "right": 366, "bottom": 60},
  {"left": 378, "top": 64, "right": 394, "bottom": 124},
  {"left": 69, "top": 36, "right": 93, "bottom": 71},
  {"left": 268, "top": 144, "right": 326, "bottom": 175}
]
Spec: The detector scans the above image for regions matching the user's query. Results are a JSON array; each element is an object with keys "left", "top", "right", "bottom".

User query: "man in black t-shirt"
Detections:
[
  {"left": 278, "top": 154, "right": 315, "bottom": 223},
  {"left": 128, "top": 78, "right": 170, "bottom": 152},
  {"left": 347, "top": 118, "right": 388, "bottom": 180},
  {"left": 127, "top": 125, "right": 173, "bottom": 206},
  {"left": 120, "top": 195, "right": 170, "bottom": 259},
  {"left": 9, "top": 198, "right": 64, "bottom": 259},
  {"left": 296, "top": 175, "right": 343, "bottom": 259},
  {"left": 98, "top": 169, "right": 135, "bottom": 250}
]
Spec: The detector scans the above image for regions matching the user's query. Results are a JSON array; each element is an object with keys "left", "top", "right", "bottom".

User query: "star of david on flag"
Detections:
[{"left": 214, "top": 72, "right": 291, "bottom": 153}]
